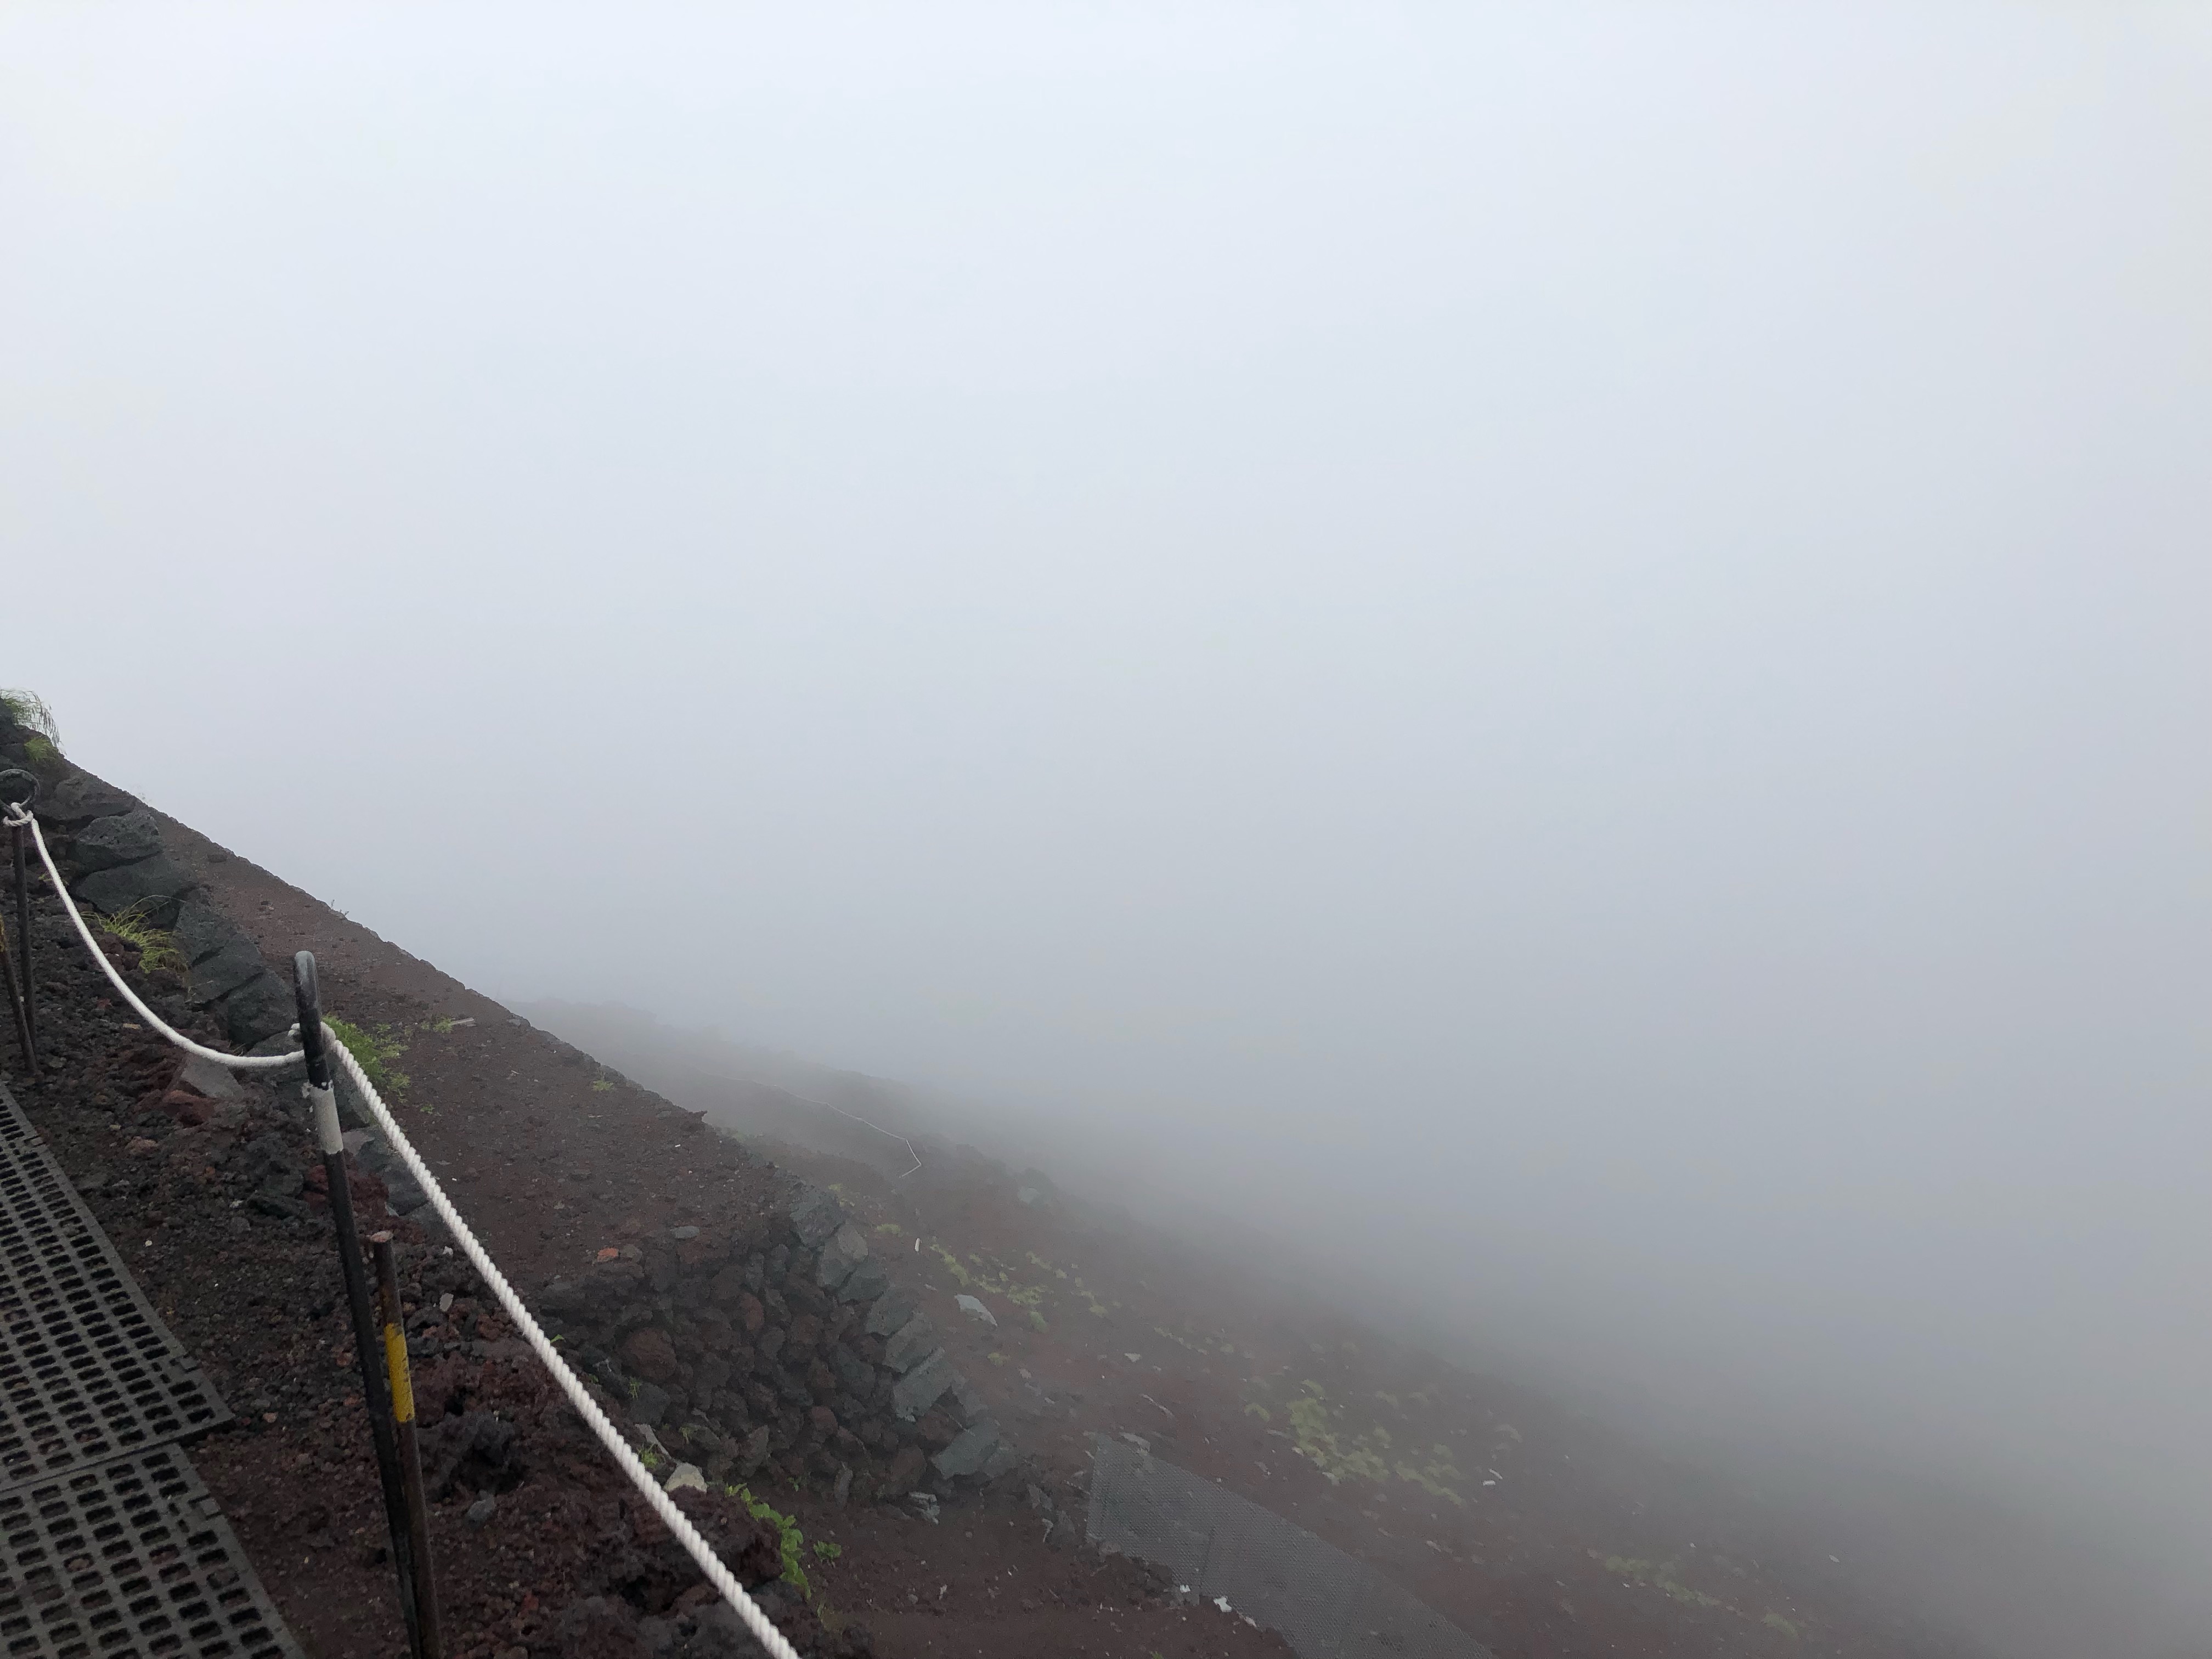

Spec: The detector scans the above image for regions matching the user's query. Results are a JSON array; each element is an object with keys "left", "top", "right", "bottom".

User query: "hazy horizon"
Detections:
[{"left": 7, "top": 5, "right": 2208, "bottom": 1654}]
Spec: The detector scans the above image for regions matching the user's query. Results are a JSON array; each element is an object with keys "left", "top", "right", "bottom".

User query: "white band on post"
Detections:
[{"left": 307, "top": 1082, "right": 343, "bottom": 1155}]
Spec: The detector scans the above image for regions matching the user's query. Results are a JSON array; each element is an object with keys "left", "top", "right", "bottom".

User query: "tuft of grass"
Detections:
[
  {"left": 591, "top": 1075, "right": 615, "bottom": 1093},
  {"left": 1763, "top": 1613, "right": 1800, "bottom": 1640},
  {"left": 91, "top": 901, "right": 185, "bottom": 976},
  {"left": 0, "top": 690, "right": 61, "bottom": 751},
  {"left": 326, "top": 1017, "right": 411, "bottom": 1099}
]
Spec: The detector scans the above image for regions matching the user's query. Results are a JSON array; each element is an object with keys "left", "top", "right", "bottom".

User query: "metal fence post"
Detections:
[
  {"left": 295, "top": 952, "right": 427, "bottom": 1659},
  {"left": 0, "top": 772, "right": 37, "bottom": 1074},
  {"left": 373, "top": 1230, "right": 443, "bottom": 1659},
  {"left": 0, "top": 906, "right": 30, "bottom": 1076}
]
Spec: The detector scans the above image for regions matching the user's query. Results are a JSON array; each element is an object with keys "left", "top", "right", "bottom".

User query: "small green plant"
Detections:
[
  {"left": 639, "top": 1444, "right": 663, "bottom": 1471},
  {"left": 591, "top": 1075, "right": 615, "bottom": 1093},
  {"left": 91, "top": 901, "right": 186, "bottom": 977},
  {"left": 424, "top": 1015, "right": 458, "bottom": 1034},
  {"left": 724, "top": 1485, "right": 811, "bottom": 1596},
  {"left": 875, "top": 1223, "right": 904, "bottom": 1237},
  {"left": 811, "top": 1540, "right": 842, "bottom": 1561},
  {"left": 1029, "top": 1310, "right": 1048, "bottom": 1332},
  {"left": 326, "top": 1017, "right": 411, "bottom": 1099},
  {"left": 1763, "top": 1613, "right": 1800, "bottom": 1639}
]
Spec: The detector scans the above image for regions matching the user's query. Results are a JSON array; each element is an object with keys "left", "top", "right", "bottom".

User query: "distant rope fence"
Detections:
[
  {"left": 1087, "top": 1432, "right": 1491, "bottom": 1659},
  {"left": 2, "top": 800, "right": 805, "bottom": 1659}
]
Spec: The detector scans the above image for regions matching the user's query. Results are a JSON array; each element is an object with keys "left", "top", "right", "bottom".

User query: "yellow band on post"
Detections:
[{"left": 383, "top": 1323, "right": 415, "bottom": 1424}]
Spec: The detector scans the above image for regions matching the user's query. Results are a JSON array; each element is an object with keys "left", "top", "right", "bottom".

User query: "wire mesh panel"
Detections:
[
  {"left": 0, "top": 1442, "right": 301, "bottom": 1658},
  {"left": 1087, "top": 1434, "right": 1489, "bottom": 1659},
  {"left": 0, "top": 1087, "right": 230, "bottom": 1492}
]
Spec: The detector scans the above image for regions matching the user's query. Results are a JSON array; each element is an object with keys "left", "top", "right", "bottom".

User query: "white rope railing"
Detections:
[
  {"left": 2, "top": 803, "right": 804, "bottom": 1659},
  {"left": 6, "top": 805, "right": 301, "bottom": 1070}
]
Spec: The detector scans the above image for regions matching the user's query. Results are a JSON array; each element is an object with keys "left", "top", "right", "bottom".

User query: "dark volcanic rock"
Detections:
[
  {"left": 885, "top": 1445, "right": 927, "bottom": 1492},
  {"left": 620, "top": 1326, "right": 679, "bottom": 1385},
  {"left": 629, "top": 1381, "right": 671, "bottom": 1427},
  {"left": 865, "top": 1286, "right": 917, "bottom": 1338},
  {"left": 816, "top": 1221, "right": 868, "bottom": 1290},
  {"left": 37, "top": 772, "right": 140, "bottom": 826},
  {"left": 838, "top": 1257, "right": 890, "bottom": 1305},
  {"left": 831, "top": 1346, "right": 877, "bottom": 1397},
  {"left": 172, "top": 899, "right": 251, "bottom": 966},
  {"left": 185, "top": 941, "right": 269, "bottom": 1007},
  {"left": 787, "top": 1186, "right": 844, "bottom": 1249},
  {"left": 223, "top": 972, "right": 296, "bottom": 1047},
  {"left": 882, "top": 1316, "right": 938, "bottom": 1373},
  {"left": 71, "top": 810, "right": 164, "bottom": 872},
  {"left": 74, "top": 854, "right": 200, "bottom": 923},
  {"left": 891, "top": 1348, "right": 958, "bottom": 1421},
  {"left": 932, "top": 1417, "right": 1003, "bottom": 1480}
]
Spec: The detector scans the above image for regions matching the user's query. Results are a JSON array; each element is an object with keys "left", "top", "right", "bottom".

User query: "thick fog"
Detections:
[{"left": 5, "top": 5, "right": 2207, "bottom": 1652}]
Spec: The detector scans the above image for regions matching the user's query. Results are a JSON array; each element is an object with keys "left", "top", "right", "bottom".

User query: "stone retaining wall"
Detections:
[
  {"left": 0, "top": 753, "right": 296, "bottom": 1051},
  {"left": 535, "top": 1181, "right": 1015, "bottom": 1504}
]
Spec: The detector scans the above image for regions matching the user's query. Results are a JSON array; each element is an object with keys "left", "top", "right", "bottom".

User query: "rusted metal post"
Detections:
[
  {"left": 296, "top": 951, "right": 426, "bottom": 1659},
  {"left": 0, "top": 908, "right": 31, "bottom": 1074},
  {"left": 10, "top": 824, "right": 31, "bottom": 1062},
  {"left": 373, "top": 1230, "right": 443, "bottom": 1659},
  {"left": 0, "top": 772, "right": 37, "bottom": 1073}
]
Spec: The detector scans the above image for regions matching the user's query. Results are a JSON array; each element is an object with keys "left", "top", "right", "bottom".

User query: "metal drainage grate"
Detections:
[
  {"left": 0, "top": 1443, "right": 300, "bottom": 1658},
  {"left": 0, "top": 1087, "right": 229, "bottom": 1492}
]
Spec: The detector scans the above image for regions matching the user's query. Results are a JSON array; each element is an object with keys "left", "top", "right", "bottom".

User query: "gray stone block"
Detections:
[
  {"left": 223, "top": 972, "right": 297, "bottom": 1049},
  {"left": 816, "top": 1221, "right": 868, "bottom": 1290},
  {"left": 357, "top": 1136, "right": 431, "bottom": 1214},
  {"left": 177, "top": 1056, "right": 245, "bottom": 1102},
  {"left": 39, "top": 772, "right": 139, "bottom": 827},
  {"left": 74, "top": 855, "right": 200, "bottom": 923},
  {"left": 949, "top": 1373, "right": 991, "bottom": 1426},
  {"left": 787, "top": 1186, "right": 845, "bottom": 1249},
  {"left": 839, "top": 1257, "right": 890, "bottom": 1305},
  {"left": 71, "top": 810, "right": 163, "bottom": 872},
  {"left": 883, "top": 1316, "right": 938, "bottom": 1373},
  {"left": 891, "top": 1348, "right": 956, "bottom": 1421},
  {"left": 186, "top": 942, "right": 268, "bottom": 1007},
  {"left": 931, "top": 1418, "right": 1002, "bottom": 1480},
  {"left": 830, "top": 1345, "right": 877, "bottom": 1397},
  {"left": 865, "top": 1285, "right": 918, "bottom": 1337},
  {"left": 172, "top": 900, "right": 250, "bottom": 967}
]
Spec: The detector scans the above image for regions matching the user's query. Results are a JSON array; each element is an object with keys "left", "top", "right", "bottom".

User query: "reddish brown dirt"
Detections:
[
  {"left": 544, "top": 1035, "right": 1984, "bottom": 1659},
  {"left": 0, "top": 769, "right": 1972, "bottom": 1659},
  {"left": 0, "top": 789, "right": 1295, "bottom": 1659}
]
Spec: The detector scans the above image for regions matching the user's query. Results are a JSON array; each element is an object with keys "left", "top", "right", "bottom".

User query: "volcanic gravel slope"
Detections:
[
  {"left": 0, "top": 783, "right": 1294, "bottom": 1659},
  {"left": 1, "top": 755, "right": 1983, "bottom": 1659}
]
